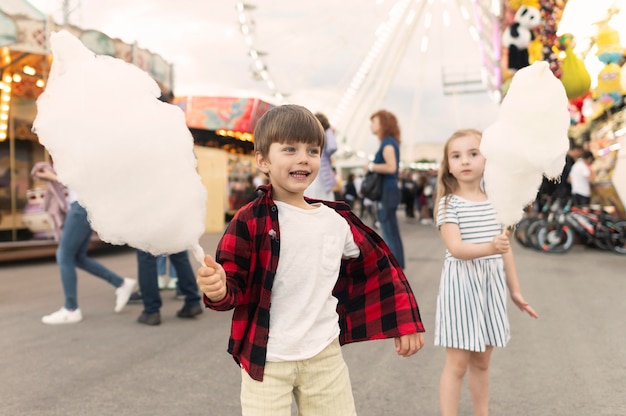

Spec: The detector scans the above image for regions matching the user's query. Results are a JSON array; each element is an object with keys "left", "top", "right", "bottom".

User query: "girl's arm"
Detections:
[
  {"left": 440, "top": 223, "right": 510, "bottom": 260},
  {"left": 502, "top": 248, "right": 539, "bottom": 318}
]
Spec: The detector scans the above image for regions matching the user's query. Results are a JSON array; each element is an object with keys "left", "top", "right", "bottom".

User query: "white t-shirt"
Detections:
[
  {"left": 266, "top": 201, "right": 360, "bottom": 362},
  {"left": 570, "top": 159, "right": 591, "bottom": 197}
]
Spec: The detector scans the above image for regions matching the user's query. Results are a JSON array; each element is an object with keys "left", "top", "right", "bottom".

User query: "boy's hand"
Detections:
[
  {"left": 197, "top": 255, "right": 227, "bottom": 303},
  {"left": 394, "top": 333, "right": 424, "bottom": 357}
]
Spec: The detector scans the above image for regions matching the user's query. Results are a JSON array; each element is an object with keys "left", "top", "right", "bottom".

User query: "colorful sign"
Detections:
[{"left": 174, "top": 96, "right": 274, "bottom": 133}]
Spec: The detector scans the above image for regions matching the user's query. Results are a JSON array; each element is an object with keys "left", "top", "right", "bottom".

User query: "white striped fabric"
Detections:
[
  {"left": 437, "top": 195, "right": 503, "bottom": 261},
  {"left": 435, "top": 195, "right": 511, "bottom": 351}
]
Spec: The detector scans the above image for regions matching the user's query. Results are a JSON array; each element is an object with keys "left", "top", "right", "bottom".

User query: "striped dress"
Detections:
[{"left": 434, "top": 195, "right": 510, "bottom": 351}]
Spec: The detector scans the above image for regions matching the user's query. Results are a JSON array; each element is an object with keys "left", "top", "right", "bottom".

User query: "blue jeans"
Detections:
[
  {"left": 137, "top": 250, "right": 200, "bottom": 314},
  {"left": 56, "top": 202, "right": 124, "bottom": 310},
  {"left": 377, "top": 186, "right": 405, "bottom": 269},
  {"left": 157, "top": 256, "right": 178, "bottom": 278}
]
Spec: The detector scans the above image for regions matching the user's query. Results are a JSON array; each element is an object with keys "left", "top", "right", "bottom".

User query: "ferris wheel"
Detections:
[{"left": 235, "top": 0, "right": 499, "bottom": 160}]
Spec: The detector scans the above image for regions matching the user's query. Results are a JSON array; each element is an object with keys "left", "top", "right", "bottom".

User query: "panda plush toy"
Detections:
[{"left": 502, "top": 5, "right": 542, "bottom": 72}]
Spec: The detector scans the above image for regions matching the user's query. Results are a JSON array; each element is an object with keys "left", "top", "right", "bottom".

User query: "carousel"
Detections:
[{"left": 0, "top": 0, "right": 173, "bottom": 258}]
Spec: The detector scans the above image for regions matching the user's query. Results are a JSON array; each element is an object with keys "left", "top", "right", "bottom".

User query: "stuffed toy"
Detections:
[
  {"left": 502, "top": 2, "right": 542, "bottom": 72},
  {"left": 558, "top": 33, "right": 591, "bottom": 100},
  {"left": 593, "top": 25, "right": 624, "bottom": 110}
]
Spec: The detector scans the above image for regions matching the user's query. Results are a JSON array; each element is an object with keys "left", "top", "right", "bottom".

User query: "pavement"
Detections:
[{"left": 2, "top": 213, "right": 626, "bottom": 416}]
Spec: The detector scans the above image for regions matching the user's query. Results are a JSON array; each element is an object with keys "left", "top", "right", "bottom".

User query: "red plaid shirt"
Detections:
[{"left": 205, "top": 185, "right": 424, "bottom": 381}]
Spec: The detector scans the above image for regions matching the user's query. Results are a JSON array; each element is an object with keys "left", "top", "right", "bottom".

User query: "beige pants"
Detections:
[{"left": 240, "top": 338, "right": 357, "bottom": 416}]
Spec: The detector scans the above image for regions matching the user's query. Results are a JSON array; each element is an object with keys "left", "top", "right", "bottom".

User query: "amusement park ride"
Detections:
[{"left": 235, "top": 0, "right": 500, "bottom": 159}]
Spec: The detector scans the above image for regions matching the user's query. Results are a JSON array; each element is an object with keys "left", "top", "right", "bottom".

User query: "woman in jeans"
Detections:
[
  {"left": 366, "top": 109, "right": 405, "bottom": 268},
  {"left": 35, "top": 169, "right": 137, "bottom": 324}
]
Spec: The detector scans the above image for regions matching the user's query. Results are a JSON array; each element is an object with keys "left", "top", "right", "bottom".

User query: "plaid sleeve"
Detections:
[{"left": 335, "top": 210, "right": 424, "bottom": 344}]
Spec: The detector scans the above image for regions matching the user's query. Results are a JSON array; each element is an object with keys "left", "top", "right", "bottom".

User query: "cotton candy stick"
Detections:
[
  {"left": 480, "top": 61, "right": 570, "bottom": 227},
  {"left": 33, "top": 30, "right": 207, "bottom": 263}
]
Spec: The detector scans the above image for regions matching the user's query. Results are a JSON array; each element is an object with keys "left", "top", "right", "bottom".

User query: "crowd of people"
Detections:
[{"left": 35, "top": 104, "right": 558, "bottom": 415}]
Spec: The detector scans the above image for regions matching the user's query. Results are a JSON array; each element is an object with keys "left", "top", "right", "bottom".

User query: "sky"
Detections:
[
  {"left": 24, "top": 0, "right": 626, "bottom": 156},
  {"left": 24, "top": 0, "right": 507, "bottom": 159}
]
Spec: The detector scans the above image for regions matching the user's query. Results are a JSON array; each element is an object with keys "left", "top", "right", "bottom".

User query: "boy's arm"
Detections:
[{"left": 198, "top": 215, "right": 253, "bottom": 311}]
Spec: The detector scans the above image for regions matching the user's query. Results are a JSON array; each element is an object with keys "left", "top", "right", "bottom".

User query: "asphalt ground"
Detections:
[{"left": 2, "top": 212, "right": 626, "bottom": 416}]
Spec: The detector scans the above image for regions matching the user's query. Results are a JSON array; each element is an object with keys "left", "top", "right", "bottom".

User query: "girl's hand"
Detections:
[
  {"left": 196, "top": 255, "right": 227, "bottom": 302},
  {"left": 394, "top": 333, "right": 424, "bottom": 357},
  {"left": 511, "top": 292, "right": 538, "bottom": 318},
  {"left": 491, "top": 231, "right": 510, "bottom": 254}
]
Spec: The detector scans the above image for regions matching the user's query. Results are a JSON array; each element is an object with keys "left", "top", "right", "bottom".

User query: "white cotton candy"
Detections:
[
  {"left": 480, "top": 61, "right": 570, "bottom": 226},
  {"left": 33, "top": 30, "right": 207, "bottom": 261}
]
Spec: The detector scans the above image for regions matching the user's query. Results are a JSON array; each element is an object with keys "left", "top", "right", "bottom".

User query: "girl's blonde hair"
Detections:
[{"left": 434, "top": 129, "right": 483, "bottom": 219}]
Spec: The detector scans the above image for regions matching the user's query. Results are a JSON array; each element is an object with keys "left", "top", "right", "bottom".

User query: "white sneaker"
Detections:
[
  {"left": 42, "top": 307, "right": 83, "bottom": 325},
  {"left": 158, "top": 275, "right": 170, "bottom": 290},
  {"left": 115, "top": 278, "right": 138, "bottom": 313},
  {"left": 166, "top": 277, "right": 178, "bottom": 291}
]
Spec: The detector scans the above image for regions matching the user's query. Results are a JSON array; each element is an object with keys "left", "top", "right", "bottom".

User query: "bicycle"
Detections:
[{"left": 536, "top": 203, "right": 626, "bottom": 254}]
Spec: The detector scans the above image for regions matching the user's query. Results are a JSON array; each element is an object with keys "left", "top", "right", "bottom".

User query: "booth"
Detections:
[{"left": 175, "top": 96, "right": 274, "bottom": 219}]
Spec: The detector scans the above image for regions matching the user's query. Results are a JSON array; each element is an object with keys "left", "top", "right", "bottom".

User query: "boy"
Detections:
[
  {"left": 569, "top": 150, "right": 595, "bottom": 207},
  {"left": 196, "top": 104, "right": 425, "bottom": 415}
]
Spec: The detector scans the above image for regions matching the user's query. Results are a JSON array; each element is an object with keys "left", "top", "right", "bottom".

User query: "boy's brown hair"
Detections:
[{"left": 254, "top": 105, "right": 325, "bottom": 157}]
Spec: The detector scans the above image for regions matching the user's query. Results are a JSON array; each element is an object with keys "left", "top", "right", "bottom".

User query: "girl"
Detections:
[{"left": 434, "top": 129, "right": 538, "bottom": 416}]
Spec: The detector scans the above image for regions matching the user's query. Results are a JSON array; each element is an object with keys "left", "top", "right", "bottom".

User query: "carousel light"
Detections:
[
  {"left": 1, "top": 104, "right": 9, "bottom": 112},
  {"left": 3, "top": 75, "right": 11, "bottom": 83},
  {"left": 23, "top": 65, "right": 36, "bottom": 76},
  {"left": 12, "top": 74, "right": 21, "bottom": 83},
  {"left": 0, "top": 113, "right": 7, "bottom": 120},
  {"left": 36, "top": 79, "right": 45, "bottom": 88}
]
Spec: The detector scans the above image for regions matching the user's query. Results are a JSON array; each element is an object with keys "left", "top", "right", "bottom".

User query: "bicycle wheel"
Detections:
[
  {"left": 536, "top": 221, "right": 575, "bottom": 253},
  {"left": 526, "top": 218, "right": 546, "bottom": 250},
  {"left": 607, "top": 220, "right": 626, "bottom": 254},
  {"left": 514, "top": 217, "right": 533, "bottom": 248}
]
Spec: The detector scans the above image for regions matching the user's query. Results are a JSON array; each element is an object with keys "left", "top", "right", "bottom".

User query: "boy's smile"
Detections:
[{"left": 256, "top": 141, "right": 321, "bottom": 205}]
